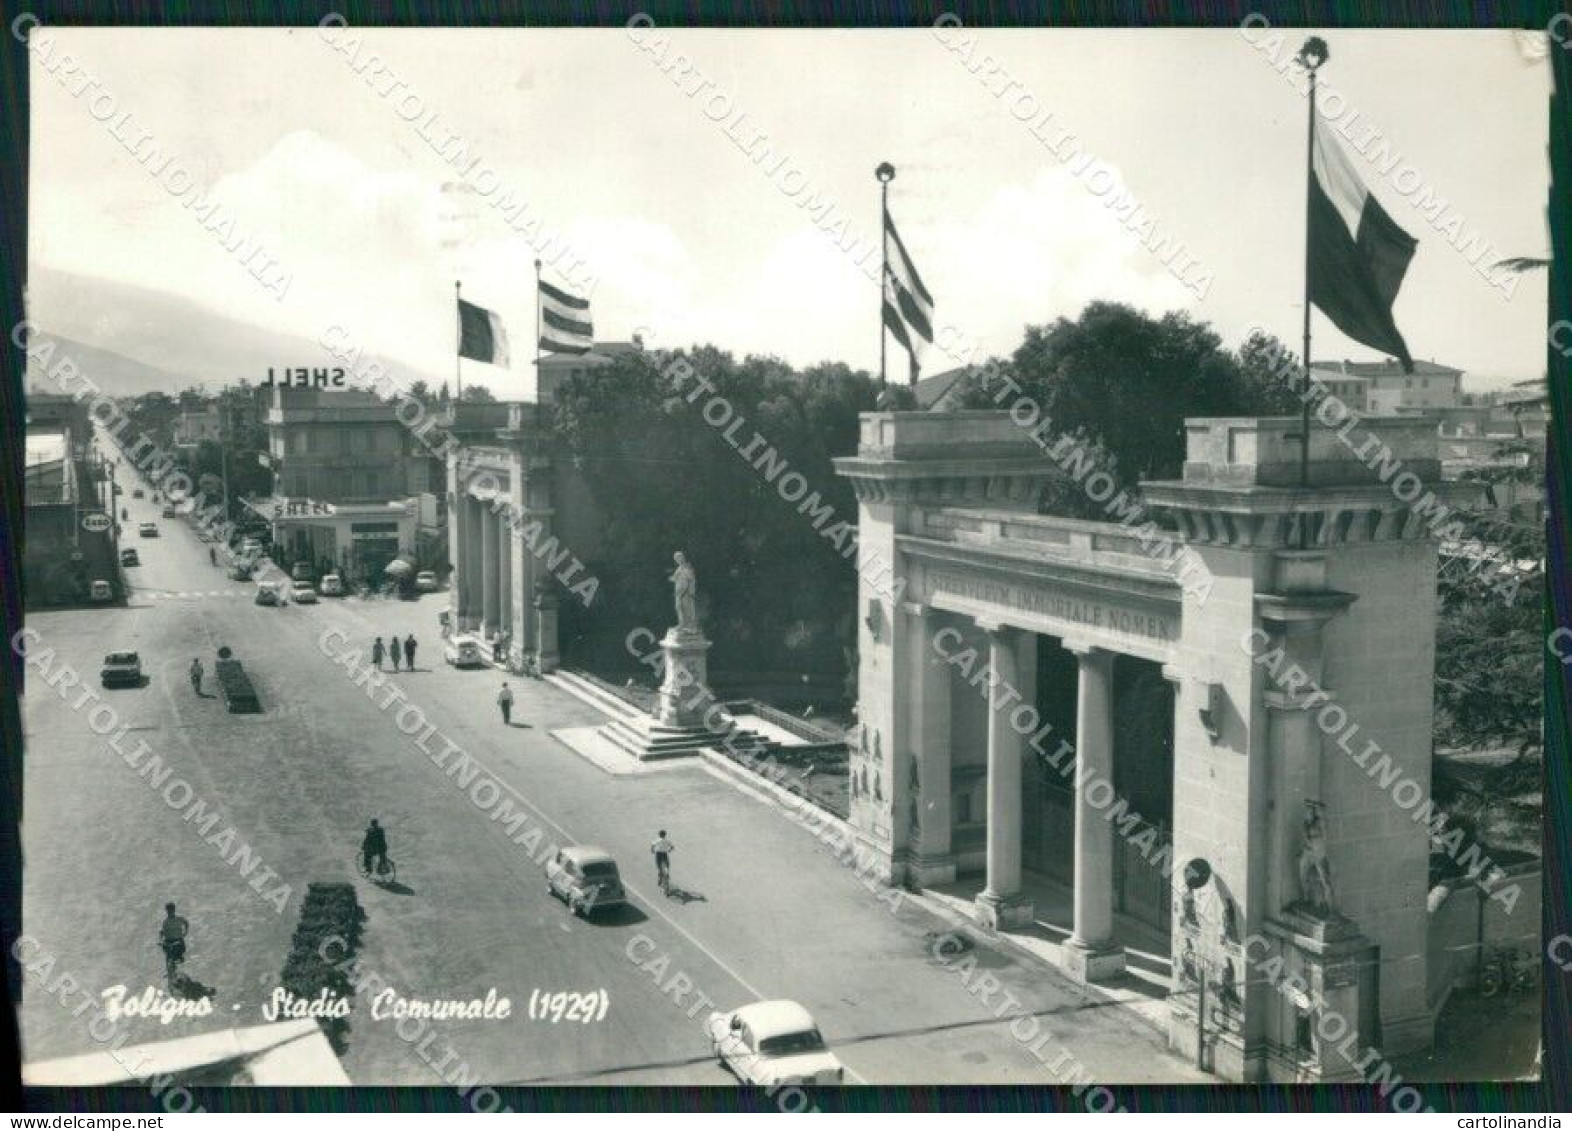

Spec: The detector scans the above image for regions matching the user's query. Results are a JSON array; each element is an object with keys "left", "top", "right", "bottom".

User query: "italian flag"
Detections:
[{"left": 1308, "top": 115, "right": 1417, "bottom": 372}]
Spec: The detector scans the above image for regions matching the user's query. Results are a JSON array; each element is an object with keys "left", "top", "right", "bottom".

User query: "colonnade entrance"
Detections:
[{"left": 837, "top": 410, "right": 1452, "bottom": 1081}]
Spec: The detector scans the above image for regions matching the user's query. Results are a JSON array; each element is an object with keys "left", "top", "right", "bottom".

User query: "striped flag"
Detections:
[
  {"left": 1309, "top": 115, "right": 1417, "bottom": 372},
  {"left": 457, "top": 298, "right": 511, "bottom": 368},
  {"left": 539, "top": 279, "right": 593, "bottom": 355},
  {"left": 883, "top": 213, "right": 934, "bottom": 384}
]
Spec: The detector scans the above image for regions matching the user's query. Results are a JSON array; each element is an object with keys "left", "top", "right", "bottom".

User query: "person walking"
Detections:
[
  {"left": 158, "top": 902, "right": 190, "bottom": 984},
  {"left": 371, "top": 637, "right": 385, "bottom": 670},
  {"left": 403, "top": 634, "right": 417, "bottom": 672},
  {"left": 189, "top": 658, "right": 203, "bottom": 695},
  {"left": 497, "top": 681, "right": 514, "bottom": 726},
  {"left": 650, "top": 830, "right": 675, "bottom": 894},
  {"left": 390, "top": 634, "right": 402, "bottom": 672}
]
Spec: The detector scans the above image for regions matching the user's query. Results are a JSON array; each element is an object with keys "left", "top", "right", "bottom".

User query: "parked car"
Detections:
[
  {"left": 443, "top": 634, "right": 484, "bottom": 668},
  {"left": 414, "top": 570, "right": 439, "bottom": 592},
  {"left": 545, "top": 846, "right": 626, "bottom": 917},
  {"left": 318, "top": 573, "right": 344, "bottom": 597},
  {"left": 704, "top": 1001, "right": 845, "bottom": 1086},
  {"left": 254, "top": 582, "right": 284, "bottom": 607},
  {"left": 119, "top": 548, "right": 140, "bottom": 567},
  {"left": 161, "top": 506, "right": 178, "bottom": 519},
  {"left": 88, "top": 579, "right": 113, "bottom": 602},
  {"left": 290, "top": 581, "right": 318, "bottom": 605},
  {"left": 131, "top": 488, "right": 144, "bottom": 499},
  {"left": 100, "top": 651, "right": 142, "bottom": 687},
  {"left": 228, "top": 562, "right": 255, "bottom": 582},
  {"left": 291, "top": 562, "right": 316, "bottom": 583},
  {"left": 138, "top": 522, "right": 158, "bottom": 537}
]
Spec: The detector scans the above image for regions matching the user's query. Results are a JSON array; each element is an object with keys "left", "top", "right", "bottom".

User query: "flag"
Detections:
[
  {"left": 883, "top": 212, "right": 934, "bottom": 383},
  {"left": 1309, "top": 116, "right": 1417, "bottom": 372},
  {"left": 457, "top": 298, "right": 511, "bottom": 367},
  {"left": 538, "top": 279, "right": 593, "bottom": 355}
]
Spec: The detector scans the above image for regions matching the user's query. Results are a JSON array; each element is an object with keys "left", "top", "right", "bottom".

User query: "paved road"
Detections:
[{"left": 17, "top": 427, "right": 1204, "bottom": 1088}]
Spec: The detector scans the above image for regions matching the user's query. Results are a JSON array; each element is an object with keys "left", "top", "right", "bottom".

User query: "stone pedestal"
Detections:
[
  {"left": 656, "top": 628, "right": 714, "bottom": 726},
  {"left": 974, "top": 889, "right": 1034, "bottom": 931},
  {"left": 601, "top": 627, "right": 734, "bottom": 762},
  {"left": 1262, "top": 907, "right": 1379, "bottom": 1083}
]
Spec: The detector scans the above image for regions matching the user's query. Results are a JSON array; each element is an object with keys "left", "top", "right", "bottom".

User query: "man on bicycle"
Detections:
[
  {"left": 362, "top": 819, "right": 389, "bottom": 877},
  {"left": 650, "top": 830, "right": 674, "bottom": 891},
  {"left": 189, "top": 658, "right": 203, "bottom": 695},
  {"left": 158, "top": 903, "right": 189, "bottom": 981}
]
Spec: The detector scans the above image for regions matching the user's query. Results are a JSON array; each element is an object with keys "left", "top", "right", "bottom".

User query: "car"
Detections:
[
  {"left": 290, "top": 581, "right": 318, "bottom": 604},
  {"left": 138, "top": 522, "right": 158, "bottom": 537},
  {"left": 414, "top": 570, "right": 439, "bottom": 592},
  {"left": 131, "top": 488, "right": 144, "bottom": 499},
  {"left": 254, "top": 582, "right": 283, "bottom": 606},
  {"left": 290, "top": 562, "right": 316, "bottom": 583},
  {"left": 228, "top": 563, "right": 254, "bottom": 582},
  {"left": 88, "top": 579, "right": 114, "bottom": 602},
  {"left": 318, "top": 573, "right": 344, "bottom": 597},
  {"left": 119, "top": 548, "right": 140, "bottom": 567},
  {"left": 161, "top": 506, "right": 178, "bottom": 518},
  {"left": 545, "top": 846, "right": 626, "bottom": 916},
  {"left": 705, "top": 1001, "right": 845, "bottom": 1086},
  {"left": 100, "top": 651, "right": 142, "bottom": 687},
  {"left": 443, "top": 634, "right": 484, "bottom": 668},
  {"left": 240, "top": 537, "right": 263, "bottom": 555}
]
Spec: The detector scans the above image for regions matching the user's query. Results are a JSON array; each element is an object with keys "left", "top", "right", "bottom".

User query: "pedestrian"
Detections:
[
  {"left": 498, "top": 681, "right": 514, "bottom": 726},
  {"left": 371, "top": 637, "right": 385, "bottom": 669},
  {"left": 189, "top": 657, "right": 203, "bottom": 695},
  {"left": 404, "top": 634, "right": 416, "bottom": 671},
  {"left": 390, "top": 633, "right": 402, "bottom": 672},
  {"left": 158, "top": 902, "right": 189, "bottom": 984}
]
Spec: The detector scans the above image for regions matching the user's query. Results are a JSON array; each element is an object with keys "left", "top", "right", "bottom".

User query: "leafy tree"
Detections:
[{"left": 460, "top": 385, "right": 497, "bottom": 402}]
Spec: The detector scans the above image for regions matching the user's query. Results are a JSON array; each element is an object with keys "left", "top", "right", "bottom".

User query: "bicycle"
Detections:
[
  {"left": 358, "top": 853, "right": 397, "bottom": 885},
  {"left": 160, "top": 936, "right": 186, "bottom": 986},
  {"left": 655, "top": 855, "right": 671, "bottom": 895}
]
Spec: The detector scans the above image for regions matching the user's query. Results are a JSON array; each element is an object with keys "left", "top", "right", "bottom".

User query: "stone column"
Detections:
[
  {"left": 905, "top": 603, "right": 954, "bottom": 885},
  {"left": 974, "top": 620, "right": 1033, "bottom": 930},
  {"left": 450, "top": 481, "right": 470, "bottom": 624},
  {"left": 499, "top": 511, "right": 514, "bottom": 639},
  {"left": 480, "top": 505, "right": 499, "bottom": 637},
  {"left": 464, "top": 494, "right": 485, "bottom": 631},
  {"left": 1064, "top": 641, "right": 1125, "bottom": 982}
]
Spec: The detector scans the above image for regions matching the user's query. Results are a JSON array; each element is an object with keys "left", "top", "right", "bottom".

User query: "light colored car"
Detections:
[
  {"left": 705, "top": 1001, "right": 845, "bottom": 1086},
  {"left": 545, "top": 846, "right": 626, "bottom": 916},
  {"left": 318, "top": 573, "right": 343, "bottom": 597},
  {"left": 138, "top": 522, "right": 158, "bottom": 537},
  {"left": 89, "top": 579, "right": 114, "bottom": 602},
  {"left": 290, "top": 581, "right": 318, "bottom": 604},
  {"left": 100, "top": 651, "right": 142, "bottom": 687},
  {"left": 254, "top": 582, "right": 283, "bottom": 607},
  {"left": 443, "top": 634, "right": 484, "bottom": 668},
  {"left": 414, "top": 570, "right": 439, "bottom": 592}
]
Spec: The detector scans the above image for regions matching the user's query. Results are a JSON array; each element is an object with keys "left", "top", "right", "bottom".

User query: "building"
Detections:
[
  {"left": 533, "top": 341, "right": 644, "bottom": 403},
  {"left": 173, "top": 406, "right": 223, "bottom": 447},
  {"left": 837, "top": 411, "right": 1469, "bottom": 1081},
  {"left": 1310, "top": 358, "right": 1463, "bottom": 414},
  {"left": 247, "top": 388, "right": 429, "bottom": 582},
  {"left": 24, "top": 393, "right": 121, "bottom": 607}
]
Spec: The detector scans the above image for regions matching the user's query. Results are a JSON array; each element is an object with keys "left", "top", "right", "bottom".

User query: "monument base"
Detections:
[
  {"left": 1260, "top": 906, "right": 1381, "bottom": 1084},
  {"left": 656, "top": 628, "right": 716, "bottom": 728}
]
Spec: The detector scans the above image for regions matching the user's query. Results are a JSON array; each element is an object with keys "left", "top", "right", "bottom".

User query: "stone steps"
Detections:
[{"left": 544, "top": 669, "right": 643, "bottom": 723}]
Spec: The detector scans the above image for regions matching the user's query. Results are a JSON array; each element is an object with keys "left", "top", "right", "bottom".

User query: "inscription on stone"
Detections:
[{"left": 929, "top": 571, "right": 1175, "bottom": 642}]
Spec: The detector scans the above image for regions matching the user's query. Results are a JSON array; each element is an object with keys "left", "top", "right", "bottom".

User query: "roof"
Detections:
[
  {"left": 913, "top": 366, "right": 972, "bottom": 410},
  {"left": 561, "top": 844, "right": 617, "bottom": 866},
  {"left": 735, "top": 1000, "right": 818, "bottom": 1039},
  {"left": 537, "top": 341, "right": 644, "bottom": 369},
  {"left": 1310, "top": 359, "right": 1464, "bottom": 378}
]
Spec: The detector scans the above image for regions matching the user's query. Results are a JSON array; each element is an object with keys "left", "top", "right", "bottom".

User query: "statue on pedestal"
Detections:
[
  {"left": 670, "top": 552, "right": 699, "bottom": 634},
  {"left": 1297, "top": 800, "right": 1335, "bottom": 915}
]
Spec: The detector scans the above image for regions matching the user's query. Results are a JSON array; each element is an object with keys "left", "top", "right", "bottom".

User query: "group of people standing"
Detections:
[{"left": 372, "top": 634, "right": 419, "bottom": 672}]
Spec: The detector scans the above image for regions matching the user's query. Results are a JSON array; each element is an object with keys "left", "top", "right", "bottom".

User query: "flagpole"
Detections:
[
  {"left": 455, "top": 279, "right": 464, "bottom": 402},
  {"left": 876, "top": 162, "right": 895, "bottom": 394},
  {"left": 1298, "top": 39, "right": 1327, "bottom": 497}
]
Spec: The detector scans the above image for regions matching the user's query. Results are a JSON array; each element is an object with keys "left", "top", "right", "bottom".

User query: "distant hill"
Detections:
[
  {"left": 25, "top": 333, "right": 199, "bottom": 399},
  {"left": 25, "top": 266, "right": 445, "bottom": 395}
]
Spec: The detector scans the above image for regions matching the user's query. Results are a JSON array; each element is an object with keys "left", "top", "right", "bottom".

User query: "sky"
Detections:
[{"left": 28, "top": 24, "right": 1555, "bottom": 396}]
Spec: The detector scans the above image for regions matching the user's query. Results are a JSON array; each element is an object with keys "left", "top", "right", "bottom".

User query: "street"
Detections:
[{"left": 16, "top": 427, "right": 1204, "bottom": 1088}]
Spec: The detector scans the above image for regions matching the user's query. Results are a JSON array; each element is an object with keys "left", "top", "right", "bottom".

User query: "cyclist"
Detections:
[
  {"left": 361, "top": 819, "right": 389, "bottom": 878},
  {"left": 158, "top": 903, "right": 189, "bottom": 983},
  {"left": 650, "top": 830, "right": 674, "bottom": 893},
  {"left": 189, "top": 658, "right": 203, "bottom": 695}
]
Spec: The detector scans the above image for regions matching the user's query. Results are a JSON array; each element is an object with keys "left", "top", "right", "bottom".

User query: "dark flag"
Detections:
[
  {"left": 1308, "top": 115, "right": 1417, "bottom": 372},
  {"left": 457, "top": 297, "right": 511, "bottom": 367}
]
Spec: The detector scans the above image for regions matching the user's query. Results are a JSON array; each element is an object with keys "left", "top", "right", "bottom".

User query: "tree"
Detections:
[
  {"left": 1236, "top": 330, "right": 1307, "bottom": 416},
  {"left": 460, "top": 385, "right": 497, "bottom": 402}
]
